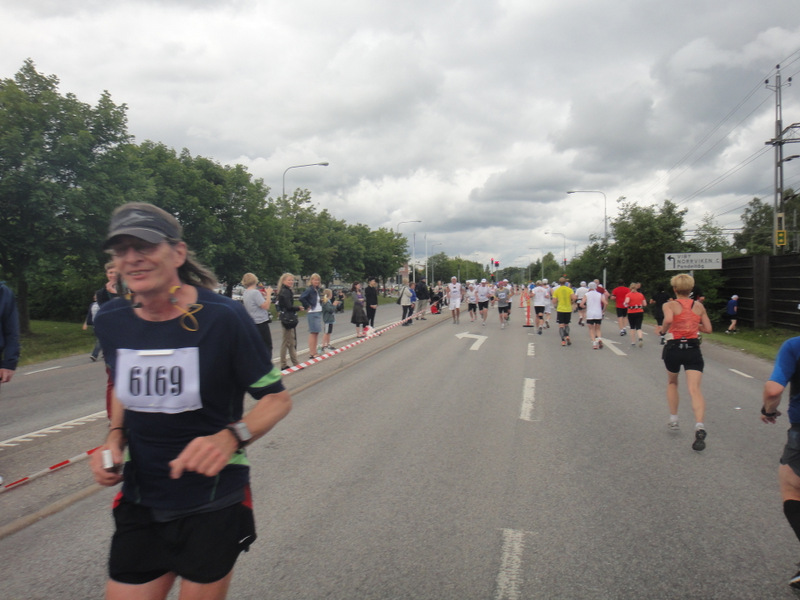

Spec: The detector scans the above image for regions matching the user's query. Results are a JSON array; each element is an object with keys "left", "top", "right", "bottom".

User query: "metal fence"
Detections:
[{"left": 721, "top": 254, "right": 800, "bottom": 330}]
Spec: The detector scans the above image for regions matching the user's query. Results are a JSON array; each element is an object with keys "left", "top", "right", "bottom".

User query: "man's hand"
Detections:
[
  {"left": 0, "top": 368, "right": 15, "bottom": 384},
  {"left": 90, "top": 435, "right": 125, "bottom": 487},
  {"left": 169, "top": 430, "right": 238, "bottom": 479}
]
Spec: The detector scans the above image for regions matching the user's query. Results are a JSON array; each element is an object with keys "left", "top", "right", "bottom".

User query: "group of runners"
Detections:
[{"left": 80, "top": 204, "right": 800, "bottom": 597}]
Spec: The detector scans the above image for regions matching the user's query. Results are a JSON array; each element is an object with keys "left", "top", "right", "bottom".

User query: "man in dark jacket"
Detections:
[
  {"left": 415, "top": 277, "right": 430, "bottom": 320},
  {"left": 365, "top": 278, "right": 379, "bottom": 328},
  {"left": 0, "top": 282, "right": 20, "bottom": 486}
]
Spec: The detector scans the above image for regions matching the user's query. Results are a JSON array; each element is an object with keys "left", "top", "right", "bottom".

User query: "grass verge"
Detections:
[{"left": 19, "top": 321, "right": 96, "bottom": 366}]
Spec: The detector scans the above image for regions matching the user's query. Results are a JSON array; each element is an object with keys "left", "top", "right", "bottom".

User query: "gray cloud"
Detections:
[{"left": 1, "top": 0, "right": 798, "bottom": 267}]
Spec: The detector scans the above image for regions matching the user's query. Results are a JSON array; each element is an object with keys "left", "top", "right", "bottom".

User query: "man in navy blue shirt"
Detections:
[
  {"left": 0, "top": 282, "right": 20, "bottom": 487},
  {"left": 762, "top": 336, "right": 800, "bottom": 589}
]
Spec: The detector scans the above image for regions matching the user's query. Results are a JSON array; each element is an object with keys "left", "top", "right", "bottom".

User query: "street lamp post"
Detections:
[
  {"left": 282, "top": 162, "right": 329, "bottom": 199},
  {"left": 396, "top": 220, "right": 421, "bottom": 284}
]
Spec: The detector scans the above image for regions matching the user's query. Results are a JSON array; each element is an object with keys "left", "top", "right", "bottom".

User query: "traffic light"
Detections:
[
  {"left": 777, "top": 230, "right": 787, "bottom": 246},
  {"left": 495, "top": 260, "right": 500, "bottom": 268}
]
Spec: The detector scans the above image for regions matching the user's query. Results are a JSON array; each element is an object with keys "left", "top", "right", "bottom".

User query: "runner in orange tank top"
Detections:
[{"left": 657, "top": 273, "right": 712, "bottom": 451}]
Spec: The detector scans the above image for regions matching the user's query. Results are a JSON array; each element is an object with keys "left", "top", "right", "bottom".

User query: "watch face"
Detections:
[{"left": 230, "top": 421, "right": 252, "bottom": 443}]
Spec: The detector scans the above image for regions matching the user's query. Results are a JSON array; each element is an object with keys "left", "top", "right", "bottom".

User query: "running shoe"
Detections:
[
  {"left": 592, "top": 341, "right": 598, "bottom": 349},
  {"left": 545, "top": 321, "right": 550, "bottom": 328},
  {"left": 789, "top": 569, "right": 800, "bottom": 589},
  {"left": 561, "top": 340, "right": 566, "bottom": 347},
  {"left": 638, "top": 339, "right": 643, "bottom": 348},
  {"left": 566, "top": 337, "right": 571, "bottom": 346},
  {"left": 692, "top": 428, "right": 707, "bottom": 451},
  {"left": 538, "top": 327, "right": 542, "bottom": 335},
  {"left": 501, "top": 323, "right": 505, "bottom": 329},
  {"left": 598, "top": 339, "right": 603, "bottom": 348},
  {"left": 668, "top": 421, "right": 680, "bottom": 431}
]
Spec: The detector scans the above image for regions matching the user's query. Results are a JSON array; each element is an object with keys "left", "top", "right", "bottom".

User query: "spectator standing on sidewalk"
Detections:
[
  {"left": 365, "top": 278, "right": 379, "bottom": 328},
  {"left": 299, "top": 273, "right": 323, "bottom": 358},
  {"left": 725, "top": 294, "right": 739, "bottom": 334},
  {"left": 241, "top": 273, "right": 274, "bottom": 360},
  {"left": 0, "top": 281, "right": 20, "bottom": 487},
  {"left": 399, "top": 281, "right": 415, "bottom": 325},
  {"left": 277, "top": 273, "right": 302, "bottom": 370},
  {"left": 320, "top": 289, "right": 338, "bottom": 351},
  {"left": 350, "top": 281, "right": 370, "bottom": 337},
  {"left": 415, "top": 277, "right": 430, "bottom": 320}
]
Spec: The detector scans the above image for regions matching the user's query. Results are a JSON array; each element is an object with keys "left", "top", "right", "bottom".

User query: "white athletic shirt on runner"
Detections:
[
  {"left": 532, "top": 286, "right": 549, "bottom": 306},
  {"left": 584, "top": 289, "right": 605, "bottom": 320},
  {"left": 476, "top": 285, "right": 491, "bottom": 302},
  {"left": 448, "top": 283, "right": 462, "bottom": 300}
]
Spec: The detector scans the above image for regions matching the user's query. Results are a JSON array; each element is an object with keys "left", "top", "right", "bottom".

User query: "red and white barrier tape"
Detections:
[{"left": 0, "top": 446, "right": 101, "bottom": 493}]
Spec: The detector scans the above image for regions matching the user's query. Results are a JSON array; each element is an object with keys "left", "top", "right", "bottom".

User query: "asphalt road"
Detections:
[{"left": 0, "top": 305, "right": 798, "bottom": 599}]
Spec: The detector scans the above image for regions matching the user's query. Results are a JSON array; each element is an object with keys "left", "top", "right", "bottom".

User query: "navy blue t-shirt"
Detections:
[{"left": 95, "top": 286, "right": 284, "bottom": 510}]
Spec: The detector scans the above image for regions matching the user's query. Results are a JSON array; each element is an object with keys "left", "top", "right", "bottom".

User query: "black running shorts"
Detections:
[
  {"left": 109, "top": 495, "right": 256, "bottom": 585},
  {"left": 662, "top": 344, "right": 704, "bottom": 373},
  {"left": 556, "top": 312, "right": 572, "bottom": 325},
  {"left": 781, "top": 426, "right": 800, "bottom": 478}
]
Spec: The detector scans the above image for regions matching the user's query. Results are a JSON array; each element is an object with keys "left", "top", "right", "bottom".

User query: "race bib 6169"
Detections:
[{"left": 115, "top": 348, "right": 202, "bottom": 414}]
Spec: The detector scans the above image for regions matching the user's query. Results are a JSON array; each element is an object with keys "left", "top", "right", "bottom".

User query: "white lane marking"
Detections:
[
  {"left": 520, "top": 378, "right": 540, "bottom": 422},
  {"left": 495, "top": 528, "right": 526, "bottom": 600},
  {"left": 455, "top": 332, "right": 488, "bottom": 351},
  {"left": 0, "top": 411, "right": 107, "bottom": 449},
  {"left": 25, "top": 366, "right": 62, "bottom": 375},
  {"left": 600, "top": 338, "right": 627, "bottom": 356},
  {"left": 729, "top": 368, "right": 754, "bottom": 379},
  {"left": 527, "top": 343, "right": 535, "bottom": 357}
]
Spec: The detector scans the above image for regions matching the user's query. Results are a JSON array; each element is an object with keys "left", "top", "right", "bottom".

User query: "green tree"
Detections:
[
  {"left": 0, "top": 59, "right": 130, "bottom": 332},
  {"left": 364, "top": 228, "right": 408, "bottom": 292},
  {"left": 125, "top": 142, "right": 292, "bottom": 292},
  {"left": 608, "top": 199, "right": 687, "bottom": 294},
  {"left": 688, "top": 214, "right": 735, "bottom": 256},
  {"left": 732, "top": 197, "right": 773, "bottom": 255},
  {"left": 564, "top": 236, "right": 606, "bottom": 285},
  {"left": 271, "top": 190, "right": 336, "bottom": 280}
]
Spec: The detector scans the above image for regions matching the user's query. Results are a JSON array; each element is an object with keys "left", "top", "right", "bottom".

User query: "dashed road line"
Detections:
[
  {"left": 729, "top": 368, "right": 754, "bottom": 379},
  {"left": 0, "top": 411, "right": 107, "bottom": 449},
  {"left": 520, "top": 378, "right": 540, "bottom": 422},
  {"left": 494, "top": 528, "right": 526, "bottom": 600}
]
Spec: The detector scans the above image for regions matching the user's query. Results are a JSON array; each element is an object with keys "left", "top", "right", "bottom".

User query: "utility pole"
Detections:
[{"left": 766, "top": 65, "right": 793, "bottom": 255}]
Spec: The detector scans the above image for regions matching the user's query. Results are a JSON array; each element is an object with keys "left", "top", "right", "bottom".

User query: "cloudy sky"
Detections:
[{"left": 3, "top": 0, "right": 800, "bottom": 273}]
